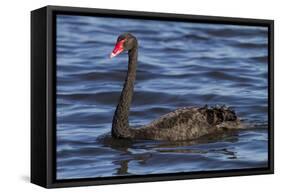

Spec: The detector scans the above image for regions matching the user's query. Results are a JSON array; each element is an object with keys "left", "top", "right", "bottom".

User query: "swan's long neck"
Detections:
[{"left": 112, "top": 47, "right": 138, "bottom": 138}]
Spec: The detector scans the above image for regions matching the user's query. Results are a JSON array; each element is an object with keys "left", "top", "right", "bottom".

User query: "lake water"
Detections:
[{"left": 56, "top": 15, "right": 268, "bottom": 179}]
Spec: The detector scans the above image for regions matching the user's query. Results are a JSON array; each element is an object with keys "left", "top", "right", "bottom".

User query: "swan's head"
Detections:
[{"left": 110, "top": 33, "right": 137, "bottom": 58}]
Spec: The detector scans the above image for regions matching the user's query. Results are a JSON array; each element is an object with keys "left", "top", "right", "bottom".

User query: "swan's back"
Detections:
[{"left": 133, "top": 106, "right": 241, "bottom": 141}]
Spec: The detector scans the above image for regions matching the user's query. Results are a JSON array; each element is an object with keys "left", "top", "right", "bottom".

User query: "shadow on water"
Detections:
[{"left": 97, "top": 130, "right": 241, "bottom": 175}]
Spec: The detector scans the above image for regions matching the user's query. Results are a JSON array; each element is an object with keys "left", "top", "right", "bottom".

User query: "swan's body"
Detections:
[{"left": 110, "top": 33, "right": 241, "bottom": 141}]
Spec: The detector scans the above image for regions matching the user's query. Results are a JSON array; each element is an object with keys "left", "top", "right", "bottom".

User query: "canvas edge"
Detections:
[{"left": 30, "top": 7, "right": 48, "bottom": 188}]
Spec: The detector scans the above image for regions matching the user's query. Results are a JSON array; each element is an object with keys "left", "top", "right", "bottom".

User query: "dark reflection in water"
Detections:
[
  {"left": 95, "top": 129, "right": 265, "bottom": 176},
  {"left": 56, "top": 15, "right": 268, "bottom": 179}
]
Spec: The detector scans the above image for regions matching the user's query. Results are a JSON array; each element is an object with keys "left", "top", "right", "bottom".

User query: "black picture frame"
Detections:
[{"left": 31, "top": 5, "right": 274, "bottom": 188}]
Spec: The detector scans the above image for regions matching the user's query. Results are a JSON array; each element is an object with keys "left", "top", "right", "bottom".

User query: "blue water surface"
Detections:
[{"left": 56, "top": 15, "right": 268, "bottom": 179}]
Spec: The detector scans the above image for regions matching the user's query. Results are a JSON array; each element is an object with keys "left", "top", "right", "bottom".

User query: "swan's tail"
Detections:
[
  {"left": 199, "top": 105, "right": 268, "bottom": 130},
  {"left": 199, "top": 105, "right": 238, "bottom": 125}
]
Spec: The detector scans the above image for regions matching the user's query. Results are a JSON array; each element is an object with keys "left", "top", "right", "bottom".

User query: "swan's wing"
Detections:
[
  {"left": 134, "top": 107, "right": 207, "bottom": 141},
  {"left": 140, "top": 105, "right": 238, "bottom": 130},
  {"left": 133, "top": 106, "right": 240, "bottom": 141},
  {"left": 143, "top": 107, "right": 199, "bottom": 129}
]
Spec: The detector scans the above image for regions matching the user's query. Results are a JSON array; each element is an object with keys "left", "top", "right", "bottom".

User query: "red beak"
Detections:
[{"left": 110, "top": 39, "right": 125, "bottom": 58}]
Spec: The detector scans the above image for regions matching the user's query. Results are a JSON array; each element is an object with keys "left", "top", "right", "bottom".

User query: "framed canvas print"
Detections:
[{"left": 31, "top": 5, "right": 274, "bottom": 188}]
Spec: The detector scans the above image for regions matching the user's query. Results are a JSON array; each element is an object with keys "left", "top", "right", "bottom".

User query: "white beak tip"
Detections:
[{"left": 110, "top": 53, "right": 116, "bottom": 58}]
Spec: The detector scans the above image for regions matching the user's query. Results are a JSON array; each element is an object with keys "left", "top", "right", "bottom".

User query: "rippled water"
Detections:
[{"left": 56, "top": 15, "right": 268, "bottom": 179}]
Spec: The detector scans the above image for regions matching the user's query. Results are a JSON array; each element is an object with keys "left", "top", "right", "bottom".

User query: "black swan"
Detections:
[{"left": 109, "top": 33, "right": 242, "bottom": 141}]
